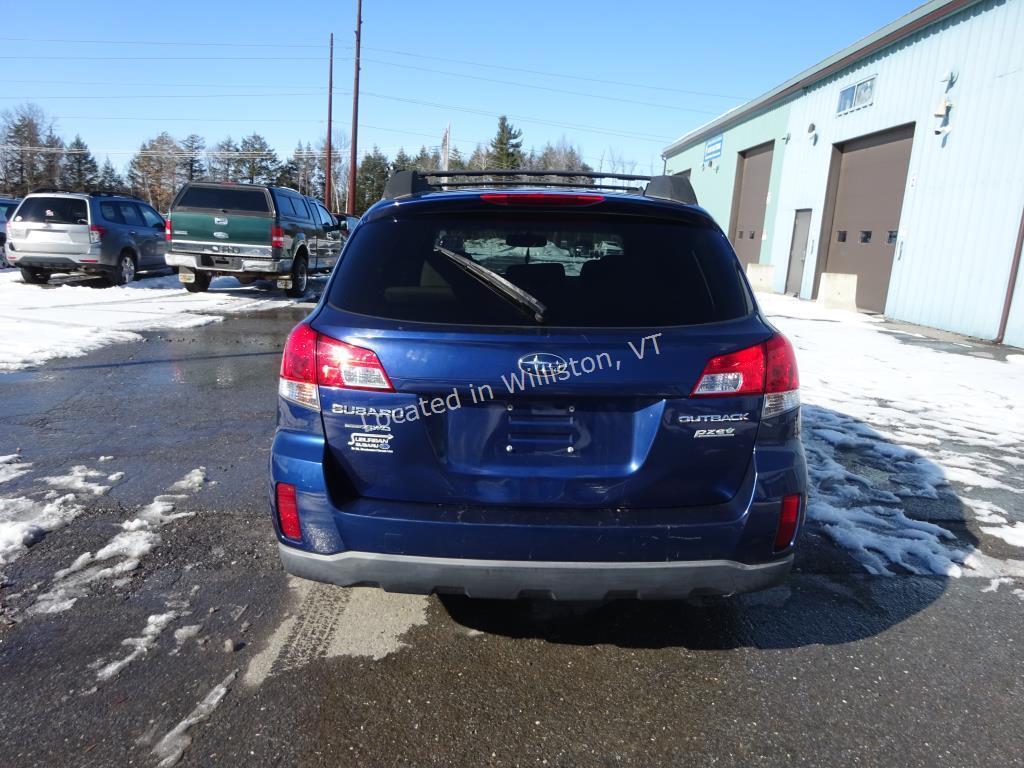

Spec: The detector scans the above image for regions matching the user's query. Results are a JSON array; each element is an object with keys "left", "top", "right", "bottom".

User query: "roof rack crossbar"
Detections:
[
  {"left": 381, "top": 169, "right": 698, "bottom": 206},
  {"left": 437, "top": 181, "right": 644, "bottom": 192},
  {"left": 418, "top": 169, "right": 654, "bottom": 182}
]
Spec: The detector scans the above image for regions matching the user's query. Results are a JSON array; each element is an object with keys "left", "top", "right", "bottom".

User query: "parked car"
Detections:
[
  {"left": 0, "top": 196, "right": 21, "bottom": 267},
  {"left": 164, "top": 182, "right": 342, "bottom": 298},
  {"left": 4, "top": 191, "right": 166, "bottom": 285},
  {"left": 269, "top": 170, "right": 807, "bottom": 601}
]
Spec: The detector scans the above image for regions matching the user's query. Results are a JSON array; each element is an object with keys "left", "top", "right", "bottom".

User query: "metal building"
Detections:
[{"left": 663, "top": 0, "right": 1024, "bottom": 347}]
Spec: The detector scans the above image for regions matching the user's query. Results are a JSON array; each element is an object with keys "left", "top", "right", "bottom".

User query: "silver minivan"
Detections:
[{"left": 5, "top": 192, "right": 167, "bottom": 285}]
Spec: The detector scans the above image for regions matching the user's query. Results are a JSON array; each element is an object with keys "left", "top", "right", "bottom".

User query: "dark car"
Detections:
[
  {"left": 269, "top": 170, "right": 807, "bottom": 600},
  {"left": 5, "top": 191, "right": 166, "bottom": 285},
  {"left": 165, "top": 182, "right": 343, "bottom": 297}
]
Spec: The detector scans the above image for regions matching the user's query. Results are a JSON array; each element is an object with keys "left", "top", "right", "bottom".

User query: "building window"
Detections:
[
  {"left": 748, "top": 230, "right": 755, "bottom": 240},
  {"left": 887, "top": 230, "right": 898, "bottom": 245},
  {"left": 859, "top": 230, "right": 872, "bottom": 244},
  {"left": 836, "top": 230, "right": 847, "bottom": 243},
  {"left": 737, "top": 230, "right": 744, "bottom": 239},
  {"left": 837, "top": 76, "right": 876, "bottom": 115}
]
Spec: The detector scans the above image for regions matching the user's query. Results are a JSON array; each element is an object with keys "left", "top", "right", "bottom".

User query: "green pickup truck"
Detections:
[{"left": 165, "top": 182, "right": 343, "bottom": 297}]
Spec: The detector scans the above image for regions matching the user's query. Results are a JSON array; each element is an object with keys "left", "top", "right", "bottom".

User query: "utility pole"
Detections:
[
  {"left": 347, "top": 0, "right": 362, "bottom": 216},
  {"left": 324, "top": 33, "right": 334, "bottom": 211}
]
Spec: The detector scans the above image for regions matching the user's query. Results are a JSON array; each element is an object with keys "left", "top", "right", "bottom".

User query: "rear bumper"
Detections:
[
  {"left": 6, "top": 247, "right": 110, "bottom": 270},
  {"left": 167, "top": 251, "right": 289, "bottom": 274},
  {"left": 277, "top": 543, "right": 793, "bottom": 600}
]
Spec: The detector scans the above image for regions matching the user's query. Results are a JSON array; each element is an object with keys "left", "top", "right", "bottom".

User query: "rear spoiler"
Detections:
[{"left": 382, "top": 169, "right": 698, "bottom": 206}]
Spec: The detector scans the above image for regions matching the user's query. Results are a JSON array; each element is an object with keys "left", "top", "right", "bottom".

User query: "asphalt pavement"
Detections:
[{"left": 1, "top": 296, "right": 1021, "bottom": 768}]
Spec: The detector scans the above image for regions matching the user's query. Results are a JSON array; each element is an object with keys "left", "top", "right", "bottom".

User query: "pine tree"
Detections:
[
  {"left": 179, "top": 134, "right": 206, "bottom": 182},
  {"left": 97, "top": 158, "right": 126, "bottom": 194},
  {"left": 392, "top": 148, "right": 414, "bottom": 171},
  {"left": 40, "top": 130, "right": 65, "bottom": 189},
  {"left": 354, "top": 147, "right": 390, "bottom": 215},
  {"left": 238, "top": 133, "right": 279, "bottom": 185},
  {"left": 448, "top": 147, "right": 466, "bottom": 171},
  {"left": 207, "top": 136, "right": 241, "bottom": 181},
  {"left": 59, "top": 135, "right": 99, "bottom": 192},
  {"left": 413, "top": 146, "right": 434, "bottom": 171},
  {"left": 487, "top": 116, "right": 524, "bottom": 170}
]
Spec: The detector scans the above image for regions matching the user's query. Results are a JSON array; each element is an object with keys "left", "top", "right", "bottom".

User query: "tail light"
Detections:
[
  {"left": 275, "top": 482, "right": 302, "bottom": 540},
  {"left": 774, "top": 493, "right": 802, "bottom": 551},
  {"left": 164, "top": 217, "right": 172, "bottom": 241},
  {"left": 691, "top": 333, "right": 800, "bottom": 418},
  {"left": 271, "top": 225, "right": 285, "bottom": 248},
  {"left": 89, "top": 224, "right": 106, "bottom": 244},
  {"left": 279, "top": 323, "right": 393, "bottom": 410},
  {"left": 480, "top": 193, "right": 604, "bottom": 206}
]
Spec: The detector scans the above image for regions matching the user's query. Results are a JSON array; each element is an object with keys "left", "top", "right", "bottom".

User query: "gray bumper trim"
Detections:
[{"left": 277, "top": 544, "right": 793, "bottom": 601}]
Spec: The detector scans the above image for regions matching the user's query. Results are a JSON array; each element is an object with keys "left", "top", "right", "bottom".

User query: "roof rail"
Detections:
[{"left": 381, "top": 169, "right": 698, "bottom": 206}]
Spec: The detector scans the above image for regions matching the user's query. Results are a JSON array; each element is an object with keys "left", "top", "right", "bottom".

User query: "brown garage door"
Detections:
[
  {"left": 823, "top": 124, "right": 914, "bottom": 313},
  {"left": 730, "top": 141, "right": 774, "bottom": 269}
]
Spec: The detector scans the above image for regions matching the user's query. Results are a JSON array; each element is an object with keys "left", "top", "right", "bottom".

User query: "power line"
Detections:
[
  {"left": 361, "top": 44, "right": 750, "bottom": 101},
  {"left": 0, "top": 55, "right": 323, "bottom": 61},
  {"left": 0, "top": 35, "right": 323, "bottom": 48},
  {"left": 359, "top": 57, "right": 721, "bottom": 115}
]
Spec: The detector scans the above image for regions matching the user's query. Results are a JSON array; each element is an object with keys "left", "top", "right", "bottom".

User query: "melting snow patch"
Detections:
[
  {"left": 0, "top": 455, "right": 32, "bottom": 485},
  {"left": 980, "top": 522, "right": 1024, "bottom": 549},
  {"left": 95, "top": 611, "right": 179, "bottom": 683},
  {"left": 168, "top": 467, "right": 207, "bottom": 493},
  {"left": 44, "top": 465, "right": 111, "bottom": 496},
  {"left": 29, "top": 469, "right": 205, "bottom": 614},
  {"left": 758, "top": 293, "right": 1024, "bottom": 585},
  {"left": 98, "top": 456, "right": 114, "bottom": 463},
  {"left": 0, "top": 493, "right": 82, "bottom": 571},
  {"left": 152, "top": 670, "right": 237, "bottom": 768}
]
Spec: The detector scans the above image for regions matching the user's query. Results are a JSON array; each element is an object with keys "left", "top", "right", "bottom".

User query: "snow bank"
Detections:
[
  {"left": 759, "top": 293, "right": 1024, "bottom": 579},
  {"left": 0, "top": 271, "right": 289, "bottom": 371}
]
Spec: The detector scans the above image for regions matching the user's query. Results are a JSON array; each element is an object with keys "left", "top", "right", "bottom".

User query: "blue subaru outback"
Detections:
[{"left": 270, "top": 170, "right": 806, "bottom": 600}]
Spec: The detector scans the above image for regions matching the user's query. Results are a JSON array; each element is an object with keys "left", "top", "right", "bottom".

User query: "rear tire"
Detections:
[
  {"left": 183, "top": 268, "right": 212, "bottom": 293},
  {"left": 19, "top": 267, "right": 51, "bottom": 285},
  {"left": 286, "top": 253, "right": 309, "bottom": 298},
  {"left": 107, "top": 252, "right": 137, "bottom": 286}
]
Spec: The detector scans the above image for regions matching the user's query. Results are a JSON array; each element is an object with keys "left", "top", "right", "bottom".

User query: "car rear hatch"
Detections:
[
  {"left": 307, "top": 198, "right": 772, "bottom": 510},
  {"left": 8, "top": 196, "right": 91, "bottom": 255},
  {"left": 169, "top": 184, "right": 275, "bottom": 261}
]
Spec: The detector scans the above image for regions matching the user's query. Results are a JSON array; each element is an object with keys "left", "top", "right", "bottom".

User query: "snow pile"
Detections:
[
  {"left": 760, "top": 293, "right": 1024, "bottom": 579},
  {"left": 152, "top": 670, "right": 237, "bottom": 768},
  {"left": 30, "top": 468, "right": 207, "bottom": 614},
  {"left": 0, "top": 454, "right": 32, "bottom": 485},
  {"left": 0, "top": 271, "right": 289, "bottom": 371},
  {"left": 95, "top": 611, "right": 180, "bottom": 683},
  {"left": 44, "top": 465, "right": 113, "bottom": 496}
]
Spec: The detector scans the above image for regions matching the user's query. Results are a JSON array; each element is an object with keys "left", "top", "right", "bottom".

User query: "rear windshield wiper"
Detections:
[{"left": 433, "top": 246, "right": 547, "bottom": 324}]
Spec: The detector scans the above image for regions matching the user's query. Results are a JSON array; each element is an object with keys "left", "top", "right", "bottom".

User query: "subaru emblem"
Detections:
[{"left": 517, "top": 352, "right": 568, "bottom": 376}]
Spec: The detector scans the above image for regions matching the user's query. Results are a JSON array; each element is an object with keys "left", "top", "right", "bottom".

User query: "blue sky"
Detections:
[{"left": 2, "top": 0, "right": 922, "bottom": 173}]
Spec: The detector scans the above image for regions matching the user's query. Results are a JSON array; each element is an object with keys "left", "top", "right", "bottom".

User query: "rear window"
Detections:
[
  {"left": 328, "top": 213, "right": 751, "bottom": 327},
  {"left": 0, "top": 202, "right": 19, "bottom": 222},
  {"left": 13, "top": 197, "right": 88, "bottom": 225},
  {"left": 176, "top": 186, "right": 270, "bottom": 213}
]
